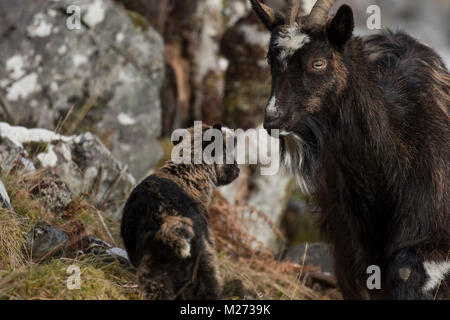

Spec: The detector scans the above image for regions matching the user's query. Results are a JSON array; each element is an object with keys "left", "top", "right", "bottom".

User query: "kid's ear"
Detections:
[
  {"left": 250, "top": 0, "right": 285, "bottom": 31},
  {"left": 213, "top": 123, "right": 223, "bottom": 131},
  {"left": 326, "top": 4, "right": 354, "bottom": 49}
]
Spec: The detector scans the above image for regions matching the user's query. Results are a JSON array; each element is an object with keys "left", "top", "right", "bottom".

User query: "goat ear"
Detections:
[
  {"left": 250, "top": 0, "right": 284, "bottom": 31},
  {"left": 326, "top": 5, "right": 354, "bottom": 48}
]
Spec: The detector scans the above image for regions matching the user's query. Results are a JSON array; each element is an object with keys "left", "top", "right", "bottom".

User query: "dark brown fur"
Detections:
[
  {"left": 252, "top": 2, "right": 450, "bottom": 299},
  {"left": 120, "top": 125, "right": 239, "bottom": 299}
]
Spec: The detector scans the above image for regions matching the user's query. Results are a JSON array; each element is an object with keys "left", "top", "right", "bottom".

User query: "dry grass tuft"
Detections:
[
  {"left": 210, "top": 191, "right": 322, "bottom": 300},
  {"left": 0, "top": 257, "right": 140, "bottom": 300},
  {"left": 0, "top": 169, "right": 331, "bottom": 300}
]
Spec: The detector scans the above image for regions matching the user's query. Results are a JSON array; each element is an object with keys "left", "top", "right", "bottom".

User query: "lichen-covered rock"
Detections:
[
  {"left": 282, "top": 242, "right": 334, "bottom": 275},
  {"left": 221, "top": 12, "right": 271, "bottom": 129},
  {"left": 280, "top": 200, "right": 320, "bottom": 246},
  {"left": 0, "top": 122, "right": 135, "bottom": 218},
  {"left": 26, "top": 224, "right": 69, "bottom": 262},
  {"left": 0, "top": 0, "right": 165, "bottom": 180},
  {"left": 219, "top": 126, "right": 291, "bottom": 250},
  {"left": 0, "top": 179, "right": 11, "bottom": 209},
  {"left": 30, "top": 174, "right": 73, "bottom": 213}
]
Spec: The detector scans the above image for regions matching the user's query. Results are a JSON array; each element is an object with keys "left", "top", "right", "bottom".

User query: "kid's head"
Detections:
[{"left": 171, "top": 123, "right": 240, "bottom": 186}]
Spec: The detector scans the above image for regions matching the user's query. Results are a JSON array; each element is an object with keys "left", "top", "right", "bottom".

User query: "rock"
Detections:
[
  {"left": 219, "top": 126, "right": 291, "bottom": 250},
  {"left": 279, "top": 200, "right": 320, "bottom": 246},
  {"left": 0, "top": 179, "right": 11, "bottom": 209},
  {"left": 83, "top": 236, "right": 131, "bottom": 267},
  {"left": 0, "top": 0, "right": 165, "bottom": 180},
  {"left": 26, "top": 224, "right": 69, "bottom": 262},
  {"left": 221, "top": 12, "right": 271, "bottom": 129},
  {"left": 0, "top": 122, "right": 136, "bottom": 218},
  {"left": 283, "top": 242, "right": 334, "bottom": 275},
  {"left": 120, "top": 0, "right": 227, "bottom": 131},
  {"left": 30, "top": 174, "right": 73, "bottom": 213},
  {"left": 0, "top": 135, "right": 35, "bottom": 174}
]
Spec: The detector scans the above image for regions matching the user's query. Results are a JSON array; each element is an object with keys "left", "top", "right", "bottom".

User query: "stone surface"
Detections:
[
  {"left": 220, "top": 11, "right": 271, "bottom": 129},
  {"left": 30, "top": 174, "right": 73, "bottom": 214},
  {"left": 219, "top": 125, "right": 291, "bottom": 250},
  {"left": 279, "top": 200, "right": 321, "bottom": 246},
  {"left": 283, "top": 242, "right": 334, "bottom": 275},
  {"left": 0, "top": 122, "right": 135, "bottom": 218},
  {"left": 0, "top": 0, "right": 165, "bottom": 180},
  {"left": 26, "top": 224, "right": 69, "bottom": 262},
  {"left": 0, "top": 179, "right": 11, "bottom": 209}
]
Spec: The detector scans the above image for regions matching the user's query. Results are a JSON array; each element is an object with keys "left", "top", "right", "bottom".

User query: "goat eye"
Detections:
[{"left": 312, "top": 59, "right": 327, "bottom": 70}]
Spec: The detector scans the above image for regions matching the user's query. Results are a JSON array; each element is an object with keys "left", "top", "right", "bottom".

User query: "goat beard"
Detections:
[{"left": 280, "top": 117, "right": 324, "bottom": 195}]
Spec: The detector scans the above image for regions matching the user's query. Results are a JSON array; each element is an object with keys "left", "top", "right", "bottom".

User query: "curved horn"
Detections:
[
  {"left": 287, "top": 0, "right": 301, "bottom": 26},
  {"left": 250, "top": 0, "right": 282, "bottom": 30},
  {"left": 304, "top": 0, "right": 336, "bottom": 30}
]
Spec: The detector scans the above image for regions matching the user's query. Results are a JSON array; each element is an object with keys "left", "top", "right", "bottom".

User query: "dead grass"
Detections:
[
  {"left": 0, "top": 208, "right": 27, "bottom": 270},
  {"left": 210, "top": 191, "right": 325, "bottom": 300},
  {"left": 219, "top": 253, "right": 319, "bottom": 300},
  {"left": 0, "top": 171, "right": 140, "bottom": 300},
  {"left": 0, "top": 169, "right": 329, "bottom": 300},
  {"left": 0, "top": 258, "right": 140, "bottom": 300}
]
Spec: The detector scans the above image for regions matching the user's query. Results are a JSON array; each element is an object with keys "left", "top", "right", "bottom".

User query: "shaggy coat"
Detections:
[
  {"left": 121, "top": 125, "right": 239, "bottom": 299},
  {"left": 251, "top": 1, "right": 449, "bottom": 299}
]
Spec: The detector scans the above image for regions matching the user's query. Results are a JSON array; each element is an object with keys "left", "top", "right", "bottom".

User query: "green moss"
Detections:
[
  {"left": 126, "top": 10, "right": 149, "bottom": 31},
  {"left": 290, "top": 211, "right": 321, "bottom": 245},
  {"left": 0, "top": 258, "right": 140, "bottom": 300},
  {"left": 1, "top": 174, "right": 44, "bottom": 228}
]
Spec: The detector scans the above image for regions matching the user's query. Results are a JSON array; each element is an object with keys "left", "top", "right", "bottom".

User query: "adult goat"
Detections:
[{"left": 251, "top": 0, "right": 450, "bottom": 299}]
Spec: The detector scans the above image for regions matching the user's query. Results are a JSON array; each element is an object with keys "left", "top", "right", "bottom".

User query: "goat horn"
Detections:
[
  {"left": 287, "top": 0, "right": 301, "bottom": 26},
  {"left": 250, "top": 0, "right": 280, "bottom": 29},
  {"left": 304, "top": 0, "right": 336, "bottom": 30}
]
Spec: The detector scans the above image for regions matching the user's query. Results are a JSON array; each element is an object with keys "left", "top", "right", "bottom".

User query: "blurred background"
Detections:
[{"left": 0, "top": 0, "right": 448, "bottom": 299}]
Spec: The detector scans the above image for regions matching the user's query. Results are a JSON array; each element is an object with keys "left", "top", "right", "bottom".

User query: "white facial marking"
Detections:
[
  {"left": 266, "top": 96, "right": 278, "bottom": 116},
  {"left": 274, "top": 24, "right": 310, "bottom": 69},
  {"left": 180, "top": 242, "right": 191, "bottom": 259},
  {"left": 422, "top": 260, "right": 450, "bottom": 293}
]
